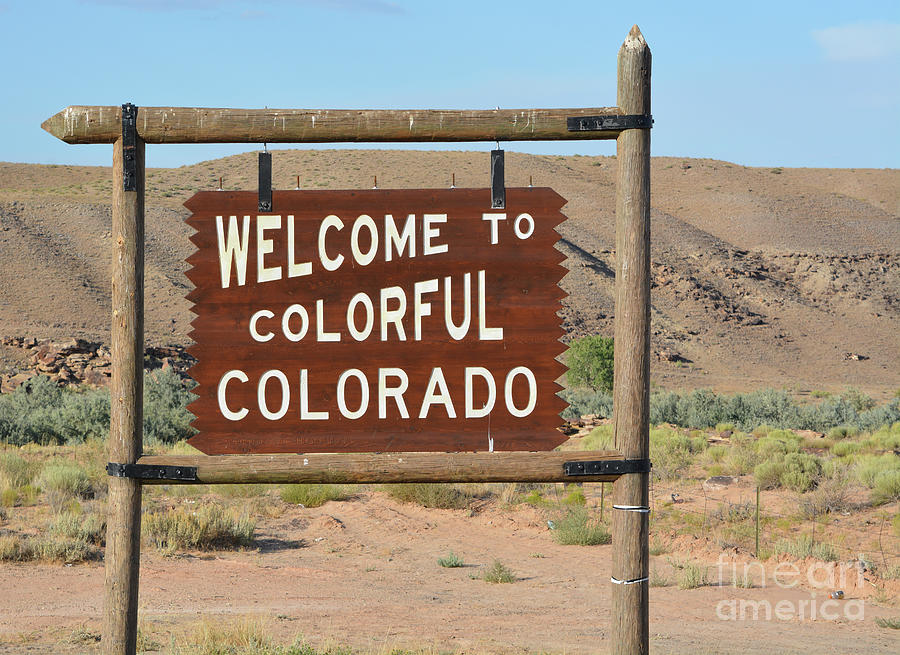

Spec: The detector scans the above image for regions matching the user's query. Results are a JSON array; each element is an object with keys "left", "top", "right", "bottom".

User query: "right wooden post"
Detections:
[{"left": 611, "top": 25, "right": 651, "bottom": 655}]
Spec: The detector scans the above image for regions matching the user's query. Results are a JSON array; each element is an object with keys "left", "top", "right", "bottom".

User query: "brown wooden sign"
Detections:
[{"left": 184, "top": 188, "right": 568, "bottom": 454}]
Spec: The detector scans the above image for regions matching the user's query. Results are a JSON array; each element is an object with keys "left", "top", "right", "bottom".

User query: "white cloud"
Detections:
[{"left": 812, "top": 21, "right": 900, "bottom": 61}]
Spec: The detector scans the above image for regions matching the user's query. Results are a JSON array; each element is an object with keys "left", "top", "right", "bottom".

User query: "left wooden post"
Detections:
[{"left": 103, "top": 105, "right": 145, "bottom": 655}]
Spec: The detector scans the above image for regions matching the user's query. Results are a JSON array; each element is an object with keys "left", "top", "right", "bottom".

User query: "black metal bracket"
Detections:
[
  {"left": 122, "top": 103, "right": 138, "bottom": 191},
  {"left": 490, "top": 148, "right": 505, "bottom": 209},
  {"left": 258, "top": 150, "right": 272, "bottom": 212},
  {"left": 107, "top": 462, "right": 198, "bottom": 482},
  {"left": 567, "top": 114, "right": 653, "bottom": 132},
  {"left": 563, "top": 458, "right": 652, "bottom": 477}
]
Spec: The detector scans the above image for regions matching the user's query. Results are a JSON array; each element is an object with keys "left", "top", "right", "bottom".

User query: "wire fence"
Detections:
[{"left": 578, "top": 481, "right": 900, "bottom": 570}]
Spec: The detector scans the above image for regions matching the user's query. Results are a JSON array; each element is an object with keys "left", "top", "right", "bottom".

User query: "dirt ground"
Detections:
[{"left": 1, "top": 488, "right": 898, "bottom": 655}]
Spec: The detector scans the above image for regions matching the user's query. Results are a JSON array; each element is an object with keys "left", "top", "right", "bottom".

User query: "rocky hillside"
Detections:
[{"left": 0, "top": 152, "right": 897, "bottom": 398}]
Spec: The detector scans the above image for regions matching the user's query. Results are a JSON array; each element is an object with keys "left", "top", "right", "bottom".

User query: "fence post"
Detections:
[
  {"left": 611, "top": 25, "right": 652, "bottom": 655},
  {"left": 102, "top": 108, "right": 145, "bottom": 655},
  {"left": 755, "top": 486, "right": 760, "bottom": 558}
]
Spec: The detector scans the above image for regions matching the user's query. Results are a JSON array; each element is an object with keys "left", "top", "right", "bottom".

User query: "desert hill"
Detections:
[{"left": 0, "top": 151, "right": 897, "bottom": 398}]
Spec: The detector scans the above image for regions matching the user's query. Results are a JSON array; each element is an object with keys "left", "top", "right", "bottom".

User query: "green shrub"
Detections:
[
  {"left": 566, "top": 335, "right": 614, "bottom": 393},
  {"left": 678, "top": 562, "right": 707, "bottom": 589},
  {"left": 780, "top": 453, "right": 822, "bottom": 493},
  {"left": 831, "top": 440, "right": 860, "bottom": 457},
  {"left": 855, "top": 455, "right": 899, "bottom": 488},
  {"left": 872, "top": 471, "right": 900, "bottom": 505},
  {"left": 36, "top": 462, "right": 93, "bottom": 499},
  {"left": 0, "top": 376, "right": 109, "bottom": 446},
  {"left": 754, "top": 460, "right": 785, "bottom": 490},
  {"left": 0, "top": 532, "right": 99, "bottom": 564},
  {"left": 755, "top": 430, "right": 801, "bottom": 458},
  {"left": 437, "top": 552, "right": 464, "bottom": 568},
  {"left": 724, "top": 447, "right": 756, "bottom": 475},
  {"left": 552, "top": 507, "right": 611, "bottom": 546},
  {"left": 564, "top": 486, "right": 587, "bottom": 506},
  {"left": 143, "top": 368, "right": 197, "bottom": 444},
  {"left": 649, "top": 567, "right": 671, "bottom": 587},
  {"left": 580, "top": 424, "right": 614, "bottom": 450},
  {"left": 523, "top": 489, "right": 549, "bottom": 507},
  {"left": 50, "top": 510, "right": 106, "bottom": 545},
  {"left": 773, "top": 535, "right": 838, "bottom": 561},
  {"left": 383, "top": 484, "right": 469, "bottom": 509},
  {"left": 650, "top": 428, "right": 703, "bottom": 479},
  {"left": 875, "top": 617, "right": 900, "bottom": 630},
  {"left": 482, "top": 560, "right": 516, "bottom": 583},
  {"left": 560, "top": 389, "right": 613, "bottom": 420},
  {"left": 280, "top": 484, "right": 347, "bottom": 507},
  {"left": 142, "top": 504, "right": 255, "bottom": 553},
  {"left": 827, "top": 425, "right": 858, "bottom": 440},
  {"left": 0, "top": 451, "right": 37, "bottom": 488}
]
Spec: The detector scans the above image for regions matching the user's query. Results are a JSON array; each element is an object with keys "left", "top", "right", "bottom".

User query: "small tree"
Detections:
[{"left": 566, "top": 335, "right": 614, "bottom": 393}]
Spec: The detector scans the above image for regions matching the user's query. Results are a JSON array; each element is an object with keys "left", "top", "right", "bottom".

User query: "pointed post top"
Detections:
[
  {"left": 617, "top": 24, "right": 651, "bottom": 115},
  {"left": 621, "top": 24, "right": 648, "bottom": 52}
]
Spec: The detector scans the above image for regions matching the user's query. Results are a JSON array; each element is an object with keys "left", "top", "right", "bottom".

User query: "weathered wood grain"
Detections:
[
  {"left": 42, "top": 106, "right": 623, "bottom": 144},
  {"left": 611, "top": 25, "right": 652, "bottom": 655},
  {"left": 102, "top": 135, "right": 145, "bottom": 655},
  {"left": 137, "top": 451, "right": 628, "bottom": 484}
]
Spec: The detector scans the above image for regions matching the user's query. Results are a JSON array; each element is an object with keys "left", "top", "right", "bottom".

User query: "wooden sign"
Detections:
[{"left": 184, "top": 188, "right": 568, "bottom": 454}]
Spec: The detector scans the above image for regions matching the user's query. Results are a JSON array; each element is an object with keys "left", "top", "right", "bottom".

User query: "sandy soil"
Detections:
[{"left": 1, "top": 489, "right": 898, "bottom": 655}]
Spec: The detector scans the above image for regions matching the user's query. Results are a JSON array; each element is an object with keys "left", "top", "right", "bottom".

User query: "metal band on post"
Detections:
[
  {"left": 567, "top": 114, "right": 652, "bottom": 132},
  {"left": 610, "top": 576, "right": 649, "bottom": 585},
  {"left": 107, "top": 462, "right": 198, "bottom": 482},
  {"left": 121, "top": 103, "right": 138, "bottom": 191},
  {"left": 564, "top": 458, "right": 651, "bottom": 477}
]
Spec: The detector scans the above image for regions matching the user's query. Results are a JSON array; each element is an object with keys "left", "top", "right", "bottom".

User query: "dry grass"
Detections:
[
  {"left": 382, "top": 483, "right": 470, "bottom": 510},
  {"left": 142, "top": 503, "right": 256, "bottom": 555},
  {"left": 280, "top": 484, "right": 349, "bottom": 507}
]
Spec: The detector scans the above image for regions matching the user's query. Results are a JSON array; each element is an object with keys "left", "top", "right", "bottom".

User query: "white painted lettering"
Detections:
[
  {"left": 419, "top": 367, "right": 456, "bottom": 418},
  {"left": 337, "top": 369, "right": 369, "bottom": 419},
  {"left": 249, "top": 309, "right": 275, "bottom": 342},
  {"left": 378, "top": 368, "right": 409, "bottom": 418},
  {"left": 217, "top": 370, "right": 249, "bottom": 421},
  {"left": 423, "top": 213, "right": 448, "bottom": 255},
  {"left": 216, "top": 215, "right": 250, "bottom": 288},
  {"left": 258, "top": 369, "right": 290, "bottom": 420},
  {"left": 413, "top": 278, "right": 439, "bottom": 341},
  {"left": 504, "top": 366, "right": 537, "bottom": 417},
  {"left": 318, "top": 214, "right": 344, "bottom": 271},
  {"left": 385, "top": 214, "right": 415, "bottom": 261},
  {"left": 478, "top": 270, "right": 503, "bottom": 340},
  {"left": 465, "top": 367, "right": 496, "bottom": 418}
]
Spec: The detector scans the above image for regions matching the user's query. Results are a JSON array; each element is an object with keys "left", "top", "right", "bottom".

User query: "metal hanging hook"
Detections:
[{"left": 490, "top": 145, "right": 505, "bottom": 210}]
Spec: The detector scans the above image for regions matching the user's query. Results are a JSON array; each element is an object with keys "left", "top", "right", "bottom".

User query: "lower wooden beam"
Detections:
[{"left": 136, "top": 451, "right": 626, "bottom": 484}]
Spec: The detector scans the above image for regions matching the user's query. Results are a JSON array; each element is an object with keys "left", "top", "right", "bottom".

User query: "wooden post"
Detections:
[
  {"left": 611, "top": 25, "right": 651, "bottom": 655},
  {"left": 102, "top": 127, "right": 145, "bottom": 655},
  {"left": 755, "top": 486, "right": 760, "bottom": 558}
]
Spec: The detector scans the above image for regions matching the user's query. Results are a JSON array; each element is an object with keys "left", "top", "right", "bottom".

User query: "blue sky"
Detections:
[{"left": 0, "top": 0, "right": 897, "bottom": 169}]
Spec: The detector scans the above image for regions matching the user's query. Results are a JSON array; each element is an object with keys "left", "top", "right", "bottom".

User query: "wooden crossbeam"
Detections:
[
  {"left": 42, "top": 106, "right": 623, "bottom": 144},
  {"left": 135, "top": 451, "right": 628, "bottom": 484}
]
